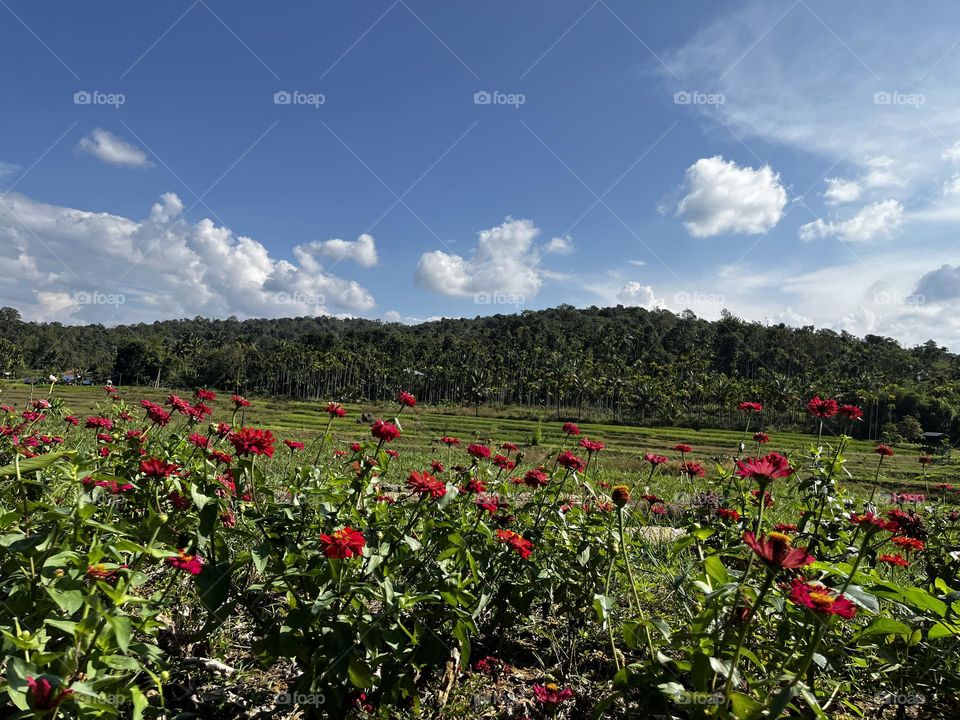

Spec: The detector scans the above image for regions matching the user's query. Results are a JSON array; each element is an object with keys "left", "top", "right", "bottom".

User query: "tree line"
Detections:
[{"left": 0, "top": 304, "right": 957, "bottom": 440}]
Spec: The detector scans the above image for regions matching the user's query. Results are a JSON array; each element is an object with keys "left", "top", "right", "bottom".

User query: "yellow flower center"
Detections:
[
  {"left": 546, "top": 683, "right": 558, "bottom": 692},
  {"left": 808, "top": 591, "right": 835, "bottom": 608},
  {"left": 768, "top": 531, "right": 792, "bottom": 545}
]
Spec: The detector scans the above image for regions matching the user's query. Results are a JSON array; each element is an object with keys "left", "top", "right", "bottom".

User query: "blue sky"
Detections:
[{"left": 3, "top": 1, "right": 960, "bottom": 347}]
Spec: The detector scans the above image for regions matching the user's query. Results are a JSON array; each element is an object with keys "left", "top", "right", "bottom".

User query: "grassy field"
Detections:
[{"left": 2, "top": 381, "right": 951, "bottom": 489}]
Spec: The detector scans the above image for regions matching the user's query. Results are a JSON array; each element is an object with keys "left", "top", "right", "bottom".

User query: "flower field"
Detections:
[{"left": 1, "top": 386, "right": 959, "bottom": 719}]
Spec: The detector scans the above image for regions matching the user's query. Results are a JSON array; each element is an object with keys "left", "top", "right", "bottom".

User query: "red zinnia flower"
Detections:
[
  {"left": 788, "top": 579, "right": 856, "bottom": 619},
  {"left": 642, "top": 493, "right": 664, "bottom": 505},
  {"left": 579, "top": 438, "right": 605, "bottom": 453},
  {"left": 557, "top": 451, "right": 585, "bottom": 472},
  {"left": 64, "top": 415, "right": 79, "bottom": 426},
  {"left": 87, "top": 564, "right": 124, "bottom": 583},
  {"left": 475, "top": 494, "right": 501, "bottom": 514},
  {"left": 407, "top": 471, "right": 446, "bottom": 499},
  {"left": 838, "top": 404, "right": 863, "bottom": 421},
  {"left": 497, "top": 529, "right": 534, "bottom": 559},
  {"left": 493, "top": 454, "right": 515, "bottom": 470},
  {"left": 849, "top": 512, "right": 898, "bottom": 533},
  {"left": 284, "top": 439, "right": 306, "bottom": 451},
  {"left": 188, "top": 433, "right": 210, "bottom": 449},
  {"left": 524, "top": 468, "right": 549, "bottom": 487},
  {"left": 743, "top": 531, "right": 814, "bottom": 569},
  {"left": 467, "top": 443, "right": 491, "bottom": 459},
  {"left": 774, "top": 523, "right": 798, "bottom": 532},
  {"left": 878, "top": 554, "right": 909, "bottom": 567},
  {"left": 644, "top": 453, "right": 669, "bottom": 465},
  {"left": 166, "top": 549, "right": 203, "bottom": 575},
  {"left": 462, "top": 477, "right": 487, "bottom": 493},
  {"left": 319, "top": 527, "right": 366, "bottom": 558},
  {"left": 806, "top": 396, "right": 839, "bottom": 419},
  {"left": 736, "top": 452, "right": 793, "bottom": 482},
  {"left": 85, "top": 416, "right": 113, "bottom": 430},
  {"left": 229, "top": 427, "right": 276, "bottom": 458},
  {"left": 397, "top": 391, "right": 417, "bottom": 407},
  {"left": 27, "top": 676, "right": 74, "bottom": 711},
  {"left": 232, "top": 394, "right": 250, "bottom": 408},
  {"left": 874, "top": 444, "right": 894, "bottom": 457},
  {"left": 611, "top": 485, "right": 631, "bottom": 507},
  {"left": 195, "top": 388, "right": 216, "bottom": 402},
  {"left": 739, "top": 401, "right": 763, "bottom": 413},
  {"left": 500, "top": 441, "right": 519, "bottom": 452},
  {"left": 326, "top": 402, "right": 346, "bottom": 417},
  {"left": 140, "top": 457, "right": 180, "bottom": 478},
  {"left": 716, "top": 507, "right": 741, "bottom": 521},
  {"left": 891, "top": 536, "right": 925, "bottom": 552},
  {"left": 671, "top": 443, "right": 692, "bottom": 453},
  {"left": 371, "top": 420, "right": 401, "bottom": 443},
  {"left": 680, "top": 460, "right": 705, "bottom": 478},
  {"left": 440, "top": 436, "right": 460, "bottom": 446},
  {"left": 919, "top": 455, "right": 933, "bottom": 466},
  {"left": 562, "top": 422, "right": 580, "bottom": 436}
]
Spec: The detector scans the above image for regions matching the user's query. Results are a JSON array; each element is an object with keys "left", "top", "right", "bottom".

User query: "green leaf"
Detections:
[
  {"left": 729, "top": 691, "right": 763, "bottom": 718},
  {"left": 453, "top": 620, "right": 471, "bottom": 668},
  {"left": 842, "top": 585, "right": 879, "bottom": 613},
  {"left": 348, "top": 656, "right": 375, "bottom": 688},
  {"left": 593, "top": 594, "right": 614, "bottom": 623},
  {"left": 859, "top": 617, "right": 911, "bottom": 639},
  {"left": 110, "top": 615, "right": 132, "bottom": 652},
  {"left": 929, "top": 621, "right": 960, "bottom": 639},
  {"left": 0, "top": 451, "right": 73, "bottom": 476},
  {"left": 703, "top": 555, "right": 729, "bottom": 586},
  {"left": 44, "top": 586, "right": 84, "bottom": 614}
]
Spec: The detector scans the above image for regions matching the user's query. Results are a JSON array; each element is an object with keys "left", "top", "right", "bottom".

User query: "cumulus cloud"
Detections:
[
  {"left": 0, "top": 191, "right": 376, "bottom": 323},
  {"left": 675, "top": 156, "right": 787, "bottom": 237},
  {"left": 798, "top": 199, "right": 904, "bottom": 243},
  {"left": 913, "top": 264, "right": 960, "bottom": 302},
  {"left": 861, "top": 156, "right": 902, "bottom": 189},
  {"left": 77, "top": 128, "right": 153, "bottom": 168},
  {"left": 294, "top": 233, "right": 378, "bottom": 268},
  {"left": 617, "top": 282, "right": 664, "bottom": 309},
  {"left": 944, "top": 142, "right": 960, "bottom": 162},
  {"left": 414, "top": 217, "right": 558, "bottom": 298},
  {"left": 544, "top": 236, "right": 574, "bottom": 255},
  {"left": 823, "top": 177, "right": 862, "bottom": 205}
]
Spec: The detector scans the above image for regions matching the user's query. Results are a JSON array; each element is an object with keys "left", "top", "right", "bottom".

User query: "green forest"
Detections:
[{"left": 0, "top": 304, "right": 956, "bottom": 440}]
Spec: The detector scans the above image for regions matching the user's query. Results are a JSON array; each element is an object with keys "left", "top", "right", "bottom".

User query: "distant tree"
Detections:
[{"left": 897, "top": 415, "right": 924, "bottom": 443}]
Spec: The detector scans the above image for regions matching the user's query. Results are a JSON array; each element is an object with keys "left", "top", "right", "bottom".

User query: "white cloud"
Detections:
[
  {"left": 0, "top": 162, "right": 20, "bottom": 183},
  {"left": 544, "top": 236, "right": 574, "bottom": 255},
  {"left": 617, "top": 282, "right": 664, "bottom": 309},
  {"left": 0, "top": 191, "right": 376, "bottom": 323},
  {"left": 295, "top": 233, "right": 378, "bottom": 268},
  {"left": 77, "top": 128, "right": 153, "bottom": 168},
  {"left": 913, "top": 264, "right": 960, "bottom": 302},
  {"left": 823, "top": 177, "right": 862, "bottom": 205},
  {"left": 675, "top": 156, "right": 787, "bottom": 237},
  {"left": 861, "top": 156, "right": 902, "bottom": 189},
  {"left": 414, "top": 217, "right": 554, "bottom": 298},
  {"left": 628, "top": 259, "right": 647, "bottom": 267},
  {"left": 798, "top": 199, "right": 904, "bottom": 243},
  {"left": 943, "top": 142, "right": 960, "bottom": 162}
]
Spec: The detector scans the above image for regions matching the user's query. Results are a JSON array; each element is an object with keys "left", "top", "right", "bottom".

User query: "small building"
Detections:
[{"left": 921, "top": 431, "right": 950, "bottom": 453}]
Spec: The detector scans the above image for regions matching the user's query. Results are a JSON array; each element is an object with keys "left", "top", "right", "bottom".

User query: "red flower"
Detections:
[
  {"left": 716, "top": 507, "right": 741, "bottom": 521},
  {"left": 462, "top": 477, "right": 487, "bottom": 493},
  {"left": 753, "top": 432, "right": 770, "bottom": 444},
  {"left": 166, "top": 394, "right": 192, "bottom": 414},
  {"left": 319, "top": 527, "right": 366, "bottom": 558},
  {"left": 440, "top": 436, "right": 460, "bottom": 446},
  {"left": 736, "top": 452, "right": 793, "bottom": 482},
  {"left": 221, "top": 510, "right": 236, "bottom": 528},
  {"left": 497, "top": 529, "right": 534, "bottom": 559},
  {"left": 195, "top": 388, "right": 217, "bottom": 402},
  {"left": 919, "top": 455, "right": 933, "bottom": 466},
  {"left": 475, "top": 494, "right": 501, "bottom": 515},
  {"left": 64, "top": 415, "right": 79, "bottom": 426},
  {"left": 168, "top": 491, "right": 191, "bottom": 510},
  {"left": 187, "top": 402, "right": 213, "bottom": 422},
  {"left": 500, "top": 441, "right": 519, "bottom": 452},
  {"left": 188, "top": 433, "right": 210, "bottom": 449},
  {"left": 642, "top": 493, "right": 664, "bottom": 505},
  {"left": 788, "top": 579, "right": 856, "bottom": 619},
  {"left": 739, "top": 401, "right": 763, "bottom": 413},
  {"left": 680, "top": 460, "right": 705, "bottom": 478},
  {"left": 557, "top": 451, "right": 585, "bottom": 472},
  {"left": 579, "top": 438, "right": 605, "bottom": 453},
  {"left": 838, "top": 404, "right": 863, "bottom": 421},
  {"left": 644, "top": 453, "right": 669, "bottom": 466},
  {"left": 140, "top": 457, "right": 179, "bottom": 478},
  {"left": 397, "top": 391, "right": 417, "bottom": 407},
  {"left": 85, "top": 416, "right": 113, "bottom": 430},
  {"left": 774, "top": 523, "right": 798, "bottom": 532},
  {"left": 407, "top": 471, "right": 446, "bottom": 499},
  {"left": 532, "top": 683, "right": 574, "bottom": 706},
  {"left": 806, "top": 396, "right": 839, "bottom": 419},
  {"left": 166, "top": 549, "right": 203, "bottom": 575},
  {"left": 326, "top": 402, "right": 346, "bottom": 417},
  {"left": 750, "top": 489, "right": 774, "bottom": 507},
  {"left": 371, "top": 420, "right": 401, "bottom": 443},
  {"left": 229, "top": 427, "right": 276, "bottom": 458},
  {"left": 210, "top": 450, "right": 232, "bottom": 465},
  {"left": 562, "top": 422, "right": 581, "bottom": 436},
  {"left": 27, "top": 676, "right": 74, "bottom": 711},
  {"left": 611, "top": 485, "right": 631, "bottom": 507},
  {"left": 849, "top": 512, "right": 898, "bottom": 533},
  {"left": 232, "top": 394, "right": 250, "bottom": 408},
  {"left": 87, "top": 564, "right": 124, "bottom": 583},
  {"left": 467, "top": 443, "right": 491, "bottom": 459},
  {"left": 284, "top": 439, "right": 306, "bottom": 451},
  {"left": 523, "top": 468, "right": 549, "bottom": 487},
  {"left": 493, "top": 454, "right": 516, "bottom": 470},
  {"left": 874, "top": 444, "right": 895, "bottom": 457},
  {"left": 878, "top": 554, "right": 909, "bottom": 567},
  {"left": 743, "top": 531, "right": 814, "bottom": 569},
  {"left": 891, "top": 536, "right": 925, "bottom": 552},
  {"left": 671, "top": 443, "right": 692, "bottom": 453}
]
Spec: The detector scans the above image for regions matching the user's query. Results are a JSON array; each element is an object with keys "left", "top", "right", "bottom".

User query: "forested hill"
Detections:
[{"left": 0, "top": 304, "right": 957, "bottom": 439}]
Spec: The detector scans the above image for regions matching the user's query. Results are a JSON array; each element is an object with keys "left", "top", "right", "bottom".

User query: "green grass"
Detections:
[{"left": 1, "top": 381, "right": 950, "bottom": 489}]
